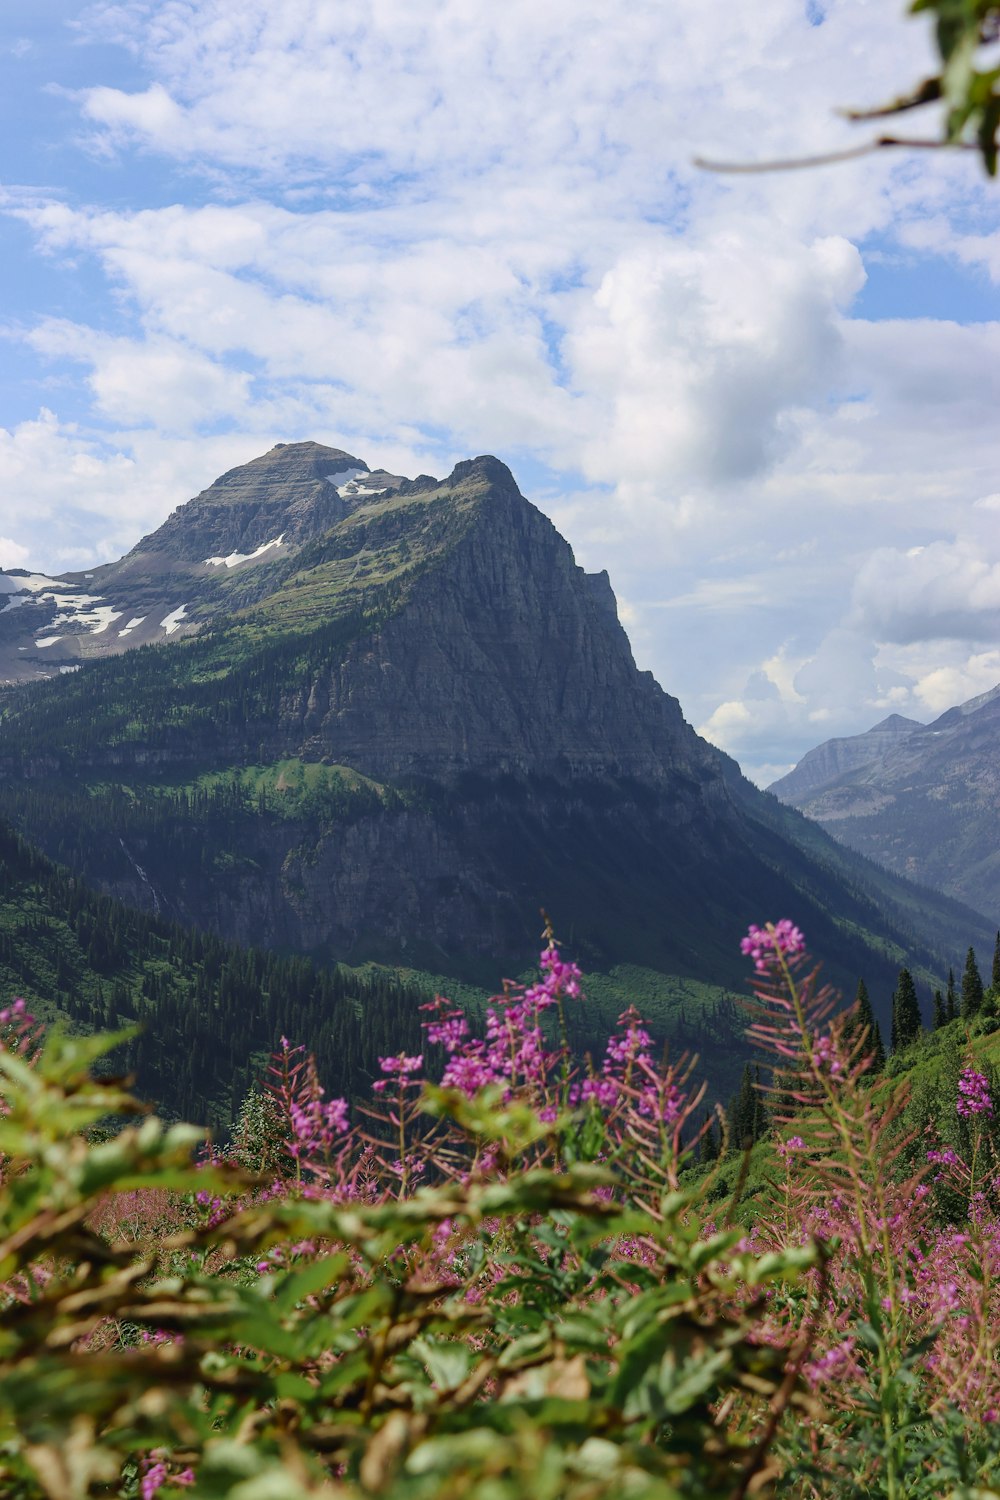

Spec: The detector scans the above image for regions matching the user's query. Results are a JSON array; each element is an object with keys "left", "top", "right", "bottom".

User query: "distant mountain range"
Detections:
[
  {"left": 769, "top": 687, "right": 1000, "bottom": 921},
  {"left": 0, "top": 443, "right": 990, "bottom": 1082}
]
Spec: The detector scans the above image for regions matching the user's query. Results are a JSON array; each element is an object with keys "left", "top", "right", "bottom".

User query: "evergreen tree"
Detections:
[
  {"left": 753, "top": 1065, "right": 769, "bottom": 1140},
  {"left": 946, "top": 968, "right": 958, "bottom": 1022},
  {"left": 932, "top": 988, "right": 947, "bottom": 1030},
  {"left": 994, "top": 931, "right": 1000, "bottom": 992},
  {"left": 851, "top": 978, "right": 886, "bottom": 1071},
  {"left": 961, "top": 947, "right": 984, "bottom": 1020},
  {"left": 700, "top": 1112, "right": 720, "bottom": 1164},
  {"left": 728, "top": 1064, "right": 759, "bottom": 1150},
  {"left": 891, "top": 968, "right": 922, "bottom": 1051}
]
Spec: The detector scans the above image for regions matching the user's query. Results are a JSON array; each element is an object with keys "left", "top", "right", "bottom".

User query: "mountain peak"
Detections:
[
  {"left": 769, "top": 713, "right": 922, "bottom": 803},
  {"left": 214, "top": 440, "right": 368, "bottom": 490},
  {"left": 445, "top": 455, "right": 520, "bottom": 492},
  {"left": 868, "top": 713, "right": 924, "bottom": 734}
]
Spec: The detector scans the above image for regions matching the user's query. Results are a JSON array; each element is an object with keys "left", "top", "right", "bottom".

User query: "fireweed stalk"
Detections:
[{"left": 742, "top": 923, "right": 926, "bottom": 1500}]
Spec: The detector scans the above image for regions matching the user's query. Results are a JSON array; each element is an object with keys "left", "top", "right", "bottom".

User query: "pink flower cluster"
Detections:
[
  {"left": 267, "top": 1039, "right": 349, "bottom": 1171},
  {"left": 740, "top": 920, "right": 806, "bottom": 974},
  {"left": 426, "top": 946, "right": 584, "bottom": 1102},
  {"left": 371, "top": 1053, "right": 423, "bottom": 1095},
  {"left": 288, "top": 1094, "right": 349, "bottom": 1154},
  {"left": 957, "top": 1069, "right": 993, "bottom": 1118},
  {"left": 140, "top": 1457, "right": 194, "bottom": 1500},
  {"left": 0, "top": 997, "right": 43, "bottom": 1061}
]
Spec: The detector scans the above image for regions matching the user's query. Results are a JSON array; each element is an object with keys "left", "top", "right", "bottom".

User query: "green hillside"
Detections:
[{"left": 0, "top": 819, "right": 426, "bottom": 1129}]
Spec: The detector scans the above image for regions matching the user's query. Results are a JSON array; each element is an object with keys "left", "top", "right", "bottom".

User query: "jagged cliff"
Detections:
[{"left": 0, "top": 446, "right": 989, "bottom": 1012}]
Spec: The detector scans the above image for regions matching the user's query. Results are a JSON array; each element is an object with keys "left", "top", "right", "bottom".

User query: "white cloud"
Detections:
[
  {"left": 0, "top": 536, "right": 30, "bottom": 568},
  {"left": 852, "top": 537, "right": 1000, "bottom": 644},
  {"left": 913, "top": 653, "right": 1000, "bottom": 714},
  {"left": 27, "top": 321, "right": 253, "bottom": 431},
  {"left": 565, "top": 232, "right": 865, "bottom": 495}
]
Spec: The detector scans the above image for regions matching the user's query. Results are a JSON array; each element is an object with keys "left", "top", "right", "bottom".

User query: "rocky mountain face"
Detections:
[
  {"left": 769, "top": 687, "right": 1000, "bottom": 920},
  {"left": 0, "top": 445, "right": 989, "bottom": 1020},
  {"left": 0, "top": 442, "right": 411, "bottom": 684},
  {"left": 770, "top": 715, "right": 924, "bottom": 803}
]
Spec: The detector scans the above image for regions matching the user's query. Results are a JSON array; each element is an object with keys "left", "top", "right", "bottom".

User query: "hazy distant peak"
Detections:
[
  {"left": 868, "top": 713, "right": 925, "bottom": 734},
  {"left": 769, "top": 713, "right": 922, "bottom": 802},
  {"left": 949, "top": 682, "right": 1000, "bottom": 719}
]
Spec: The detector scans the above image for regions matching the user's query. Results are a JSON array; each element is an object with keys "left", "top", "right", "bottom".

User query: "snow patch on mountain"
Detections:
[
  {"left": 326, "top": 468, "right": 388, "bottom": 500},
  {"left": 13, "top": 574, "right": 71, "bottom": 593},
  {"left": 49, "top": 597, "right": 123, "bottom": 635},
  {"left": 35, "top": 636, "right": 62, "bottom": 649},
  {"left": 205, "top": 535, "right": 285, "bottom": 569},
  {"left": 161, "top": 604, "right": 188, "bottom": 636},
  {"left": 119, "top": 616, "right": 146, "bottom": 638}
]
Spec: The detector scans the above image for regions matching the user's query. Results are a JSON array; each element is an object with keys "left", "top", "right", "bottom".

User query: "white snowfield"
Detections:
[
  {"left": 8, "top": 574, "right": 69, "bottom": 593},
  {"left": 161, "top": 604, "right": 188, "bottom": 636},
  {"left": 119, "top": 616, "right": 147, "bottom": 638},
  {"left": 0, "top": 575, "right": 130, "bottom": 637},
  {"left": 35, "top": 637, "right": 62, "bottom": 649},
  {"left": 205, "top": 535, "right": 285, "bottom": 568},
  {"left": 326, "top": 468, "right": 389, "bottom": 500},
  {"left": 1, "top": 573, "right": 64, "bottom": 609},
  {"left": 49, "top": 597, "right": 123, "bottom": 635}
]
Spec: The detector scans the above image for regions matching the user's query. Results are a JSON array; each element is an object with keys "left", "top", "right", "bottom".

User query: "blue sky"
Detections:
[{"left": 2, "top": 0, "right": 1000, "bottom": 782}]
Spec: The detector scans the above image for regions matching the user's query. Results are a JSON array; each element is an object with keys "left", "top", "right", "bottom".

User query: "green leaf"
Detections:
[
  {"left": 410, "top": 1334, "right": 474, "bottom": 1391},
  {"left": 273, "top": 1251, "right": 350, "bottom": 1314},
  {"left": 659, "top": 1347, "right": 733, "bottom": 1415}
]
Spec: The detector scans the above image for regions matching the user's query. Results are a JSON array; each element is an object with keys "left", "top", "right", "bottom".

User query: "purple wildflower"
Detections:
[
  {"left": 741, "top": 920, "right": 807, "bottom": 974},
  {"left": 371, "top": 1053, "right": 423, "bottom": 1094},
  {"left": 957, "top": 1069, "right": 993, "bottom": 1118},
  {"left": 425, "top": 1015, "right": 470, "bottom": 1052}
]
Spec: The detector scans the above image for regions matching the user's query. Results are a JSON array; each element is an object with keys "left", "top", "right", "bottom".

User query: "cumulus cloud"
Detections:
[
  {"left": 852, "top": 538, "right": 1000, "bottom": 644},
  {"left": 566, "top": 232, "right": 864, "bottom": 495},
  {"left": 0, "top": 410, "right": 271, "bottom": 572},
  {"left": 913, "top": 653, "right": 1000, "bottom": 714},
  {"left": 0, "top": 536, "right": 30, "bottom": 568}
]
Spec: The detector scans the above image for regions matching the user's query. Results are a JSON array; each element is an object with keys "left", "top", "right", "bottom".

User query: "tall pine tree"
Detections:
[
  {"left": 932, "top": 989, "right": 946, "bottom": 1029},
  {"left": 993, "top": 931, "right": 1000, "bottom": 992},
  {"left": 727, "top": 1064, "right": 767, "bottom": 1150},
  {"left": 892, "top": 968, "right": 922, "bottom": 1051},
  {"left": 851, "top": 977, "right": 886, "bottom": 1070},
  {"left": 961, "top": 947, "right": 984, "bottom": 1020},
  {"left": 701, "top": 1112, "right": 720, "bottom": 1163},
  {"left": 946, "top": 968, "right": 958, "bottom": 1022}
]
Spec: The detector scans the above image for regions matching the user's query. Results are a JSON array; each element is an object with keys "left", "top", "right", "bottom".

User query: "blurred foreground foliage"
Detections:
[{"left": 0, "top": 1027, "right": 814, "bottom": 1500}]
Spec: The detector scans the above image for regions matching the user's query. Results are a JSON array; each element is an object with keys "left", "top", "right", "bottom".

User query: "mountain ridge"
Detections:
[
  {"left": 770, "top": 689, "right": 1000, "bottom": 920},
  {"left": 0, "top": 443, "right": 991, "bottom": 1050}
]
